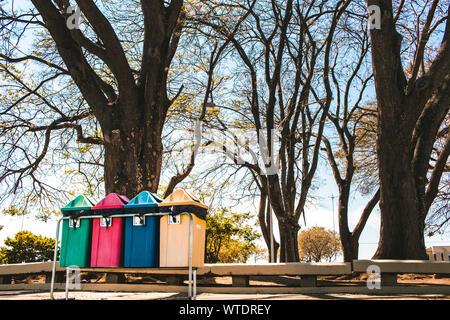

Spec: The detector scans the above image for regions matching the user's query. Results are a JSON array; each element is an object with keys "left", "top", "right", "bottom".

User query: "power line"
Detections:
[{"left": 329, "top": 194, "right": 336, "bottom": 233}]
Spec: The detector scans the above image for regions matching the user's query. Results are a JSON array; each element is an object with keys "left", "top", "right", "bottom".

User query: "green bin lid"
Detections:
[{"left": 61, "top": 195, "right": 96, "bottom": 212}]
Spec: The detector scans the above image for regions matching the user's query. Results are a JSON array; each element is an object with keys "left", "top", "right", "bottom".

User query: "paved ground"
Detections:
[{"left": 0, "top": 290, "right": 449, "bottom": 300}]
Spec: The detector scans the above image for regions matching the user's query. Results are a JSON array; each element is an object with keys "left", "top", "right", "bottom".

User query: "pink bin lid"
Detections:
[{"left": 92, "top": 193, "right": 130, "bottom": 210}]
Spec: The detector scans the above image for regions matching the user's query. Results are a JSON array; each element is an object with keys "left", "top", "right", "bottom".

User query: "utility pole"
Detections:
[
  {"left": 330, "top": 194, "right": 336, "bottom": 233},
  {"left": 268, "top": 199, "right": 274, "bottom": 263}
]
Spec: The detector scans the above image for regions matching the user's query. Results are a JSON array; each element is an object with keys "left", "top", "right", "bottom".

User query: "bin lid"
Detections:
[
  {"left": 92, "top": 193, "right": 130, "bottom": 210},
  {"left": 158, "top": 189, "right": 208, "bottom": 209},
  {"left": 61, "top": 195, "right": 96, "bottom": 212},
  {"left": 124, "top": 191, "right": 163, "bottom": 208}
]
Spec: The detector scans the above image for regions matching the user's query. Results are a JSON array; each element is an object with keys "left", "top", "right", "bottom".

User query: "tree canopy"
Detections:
[
  {"left": 0, "top": 230, "right": 56, "bottom": 264},
  {"left": 298, "top": 227, "right": 342, "bottom": 263},
  {"left": 205, "top": 208, "right": 263, "bottom": 263}
]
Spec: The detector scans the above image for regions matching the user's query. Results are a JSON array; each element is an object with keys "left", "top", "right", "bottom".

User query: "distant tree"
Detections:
[
  {"left": 298, "top": 227, "right": 342, "bottom": 262},
  {"left": 0, "top": 230, "right": 55, "bottom": 264},
  {"left": 205, "top": 208, "right": 262, "bottom": 263}
]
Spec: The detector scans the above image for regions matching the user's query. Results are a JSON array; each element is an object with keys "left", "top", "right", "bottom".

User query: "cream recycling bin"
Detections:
[{"left": 158, "top": 189, "right": 208, "bottom": 267}]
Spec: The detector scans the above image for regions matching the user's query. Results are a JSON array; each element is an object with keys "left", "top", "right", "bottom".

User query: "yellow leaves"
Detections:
[
  {"left": 77, "top": 145, "right": 92, "bottom": 153},
  {"left": 77, "top": 145, "right": 90, "bottom": 153},
  {"left": 190, "top": 64, "right": 208, "bottom": 73},
  {"left": 298, "top": 227, "right": 342, "bottom": 262},
  {"left": 2, "top": 205, "right": 21, "bottom": 216}
]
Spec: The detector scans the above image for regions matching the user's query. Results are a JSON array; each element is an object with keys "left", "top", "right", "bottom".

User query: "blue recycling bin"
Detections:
[{"left": 123, "top": 191, "right": 163, "bottom": 267}]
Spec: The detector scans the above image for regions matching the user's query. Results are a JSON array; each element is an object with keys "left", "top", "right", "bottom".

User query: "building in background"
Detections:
[{"left": 426, "top": 246, "right": 450, "bottom": 261}]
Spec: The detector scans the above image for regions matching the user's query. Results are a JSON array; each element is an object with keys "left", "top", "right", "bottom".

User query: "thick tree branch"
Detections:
[
  {"left": 0, "top": 53, "right": 69, "bottom": 74},
  {"left": 407, "top": 0, "right": 439, "bottom": 93},
  {"left": 30, "top": 0, "right": 112, "bottom": 126},
  {"left": 426, "top": 135, "right": 450, "bottom": 213},
  {"left": 75, "top": 0, "right": 136, "bottom": 97},
  {"left": 352, "top": 188, "right": 380, "bottom": 241},
  {"left": 409, "top": 5, "right": 450, "bottom": 115},
  {"left": 367, "top": 0, "right": 408, "bottom": 110}
]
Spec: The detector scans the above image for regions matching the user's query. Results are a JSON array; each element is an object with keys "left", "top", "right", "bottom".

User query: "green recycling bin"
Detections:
[{"left": 59, "top": 195, "right": 96, "bottom": 267}]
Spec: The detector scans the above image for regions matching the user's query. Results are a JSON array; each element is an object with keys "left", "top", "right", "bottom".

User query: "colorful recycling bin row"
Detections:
[{"left": 59, "top": 189, "right": 208, "bottom": 269}]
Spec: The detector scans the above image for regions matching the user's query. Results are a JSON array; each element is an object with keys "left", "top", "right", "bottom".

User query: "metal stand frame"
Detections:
[{"left": 50, "top": 212, "right": 197, "bottom": 300}]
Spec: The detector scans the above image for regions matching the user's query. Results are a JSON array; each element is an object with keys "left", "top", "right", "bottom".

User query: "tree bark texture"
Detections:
[{"left": 367, "top": 0, "right": 450, "bottom": 259}]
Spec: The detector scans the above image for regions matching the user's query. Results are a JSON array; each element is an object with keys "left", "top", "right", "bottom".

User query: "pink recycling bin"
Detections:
[{"left": 90, "top": 193, "right": 129, "bottom": 267}]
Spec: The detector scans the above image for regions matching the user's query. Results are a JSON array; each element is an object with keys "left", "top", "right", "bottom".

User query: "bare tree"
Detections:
[
  {"left": 318, "top": 3, "right": 380, "bottom": 261},
  {"left": 194, "top": 0, "right": 352, "bottom": 262}
]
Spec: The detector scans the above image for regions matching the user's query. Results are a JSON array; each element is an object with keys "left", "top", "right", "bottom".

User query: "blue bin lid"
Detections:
[{"left": 124, "top": 191, "right": 163, "bottom": 208}]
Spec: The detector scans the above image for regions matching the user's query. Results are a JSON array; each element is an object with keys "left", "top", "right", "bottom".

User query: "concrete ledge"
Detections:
[
  {"left": 0, "top": 262, "right": 63, "bottom": 275},
  {"left": 1, "top": 261, "right": 447, "bottom": 280},
  {"left": 1, "top": 283, "right": 449, "bottom": 295},
  {"left": 78, "top": 267, "right": 210, "bottom": 275},
  {"left": 353, "top": 260, "right": 450, "bottom": 274},
  {"left": 0, "top": 262, "right": 352, "bottom": 278},
  {"left": 205, "top": 263, "right": 352, "bottom": 276}
]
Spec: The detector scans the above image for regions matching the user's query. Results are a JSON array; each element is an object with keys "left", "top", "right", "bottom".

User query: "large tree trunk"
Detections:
[
  {"left": 278, "top": 217, "right": 300, "bottom": 262},
  {"left": 373, "top": 125, "right": 428, "bottom": 259},
  {"left": 338, "top": 184, "right": 368, "bottom": 262},
  {"left": 367, "top": 0, "right": 450, "bottom": 260},
  {"left": 257, "top": 193, "right": 280, "bottom": 262},
  {"left": 103, "top": 122, "right": 163, "bottom": 197}
]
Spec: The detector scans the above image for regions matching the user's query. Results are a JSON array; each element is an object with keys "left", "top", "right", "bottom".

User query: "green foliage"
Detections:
[
  {"left": 2, "top": 203, "right": 57, "bottom": 223},
  {"left": 205, "top": 208, "right": 263, "bottom": 263},
  {"left": 0, "top": 231, "right": 56, "bottom": 264},
  {"left": 298, "top": 227, "right": 342, "bottom": 263},
  {"left": 2, "top": 205, "right": 28, "bottom": 216}
]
